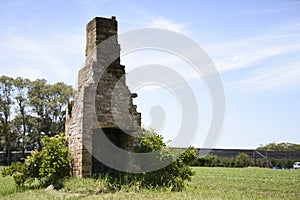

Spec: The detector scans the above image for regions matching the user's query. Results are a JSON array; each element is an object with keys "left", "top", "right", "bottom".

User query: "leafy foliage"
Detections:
[
  {"left": 2, "top": 134, "right": 72, "bottom": 187},
  {"left": 13, "top": 77, "right": 31, "bottom": 158},
  {"left": 106, "top": 128, "right": 198, "bottom": 191},
  {"left": 198, "top": 155, "right": 239, "bottom": 167},
  {"left": 198, "top": 155, "right": 221, "bottom": 167},
  {"left": 199, "top": 153, "right": 252, "bottom": 168},
  {"left": 257, "top": 142, "right": 300, "bottom": 151},
  {"left": 269, "top": 158, "right": 298, "bottom": 168},
  {"left": 197, "top": 154, "right": 299, "bottom": 168},
  {"left": 27, "top": 79, "right": 74, "bottom": 149},
  {"left": 2, "top": 128, "right": 197, "bottom": 191},
  {"left": 0, "top": 76, "right": 16, "bottom": 165},
  {"left": 0, "top": 75, "right": 74, "bottom": 164},
  {"left": 235, "top": 152, "right": 252, "bottom": 167}
]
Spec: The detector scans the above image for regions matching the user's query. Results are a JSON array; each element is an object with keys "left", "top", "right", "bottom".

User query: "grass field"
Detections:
[{"left": 0, "top": 166, "right": 299, "bottom": 200}]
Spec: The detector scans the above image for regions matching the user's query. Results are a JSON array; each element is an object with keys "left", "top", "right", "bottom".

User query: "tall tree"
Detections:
[
  {"left": 0, "top": 76, "right": 14, "bottom": 165},
  {"left": 0, "top": 75, "right": 74, "bottom": 161},
  {"left": 28, "top": 79, "right": 49, "bottom": 149},
  {"left": 47, "top": 82, "right": 73, "bottom": 136},
  {"left": 28, "top": 79, "right": 74, "bottom": 148},
  {"left": 13, "top": 77, "right": 31, "bottom": 158}
]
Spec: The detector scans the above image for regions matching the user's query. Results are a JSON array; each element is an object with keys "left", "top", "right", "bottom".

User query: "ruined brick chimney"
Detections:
[{"left": 66, "top": 16, "right": 141, "bottom": 177}]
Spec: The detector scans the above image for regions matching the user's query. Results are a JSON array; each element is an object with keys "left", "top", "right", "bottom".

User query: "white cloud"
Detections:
[
  {"left": 0, "top": 15, "right": 191, "bottom": 89},
  {"left": 226, "top": 62, "right": 300, "bottom": 91},
  {"left": 203, "top": 22, "right": 300, "bottom": 91},
  {"left": 207, "top": 34, "right": 300, "bottom": 73},
  {"left": 149, "top": 17, "right": 189, "bottom": 34},
  {"left": 0, "top": 33, "right": 84, "bottom": 85},
  {"left": 122, "top": 16, "right": 300, "bottom": 92}
]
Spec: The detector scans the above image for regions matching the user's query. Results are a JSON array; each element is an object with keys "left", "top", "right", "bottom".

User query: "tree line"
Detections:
[
  {"left": 0, "top": 75, "right": 73, "bottom": 165},
  {"left": 257, "top": 142, "right": 300, "bottom": 152},
  {"left": 193, "top": 153, "right": 298, "bottom": 169}
]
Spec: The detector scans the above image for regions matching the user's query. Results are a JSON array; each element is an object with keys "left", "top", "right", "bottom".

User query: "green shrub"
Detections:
[
  {"left": 105, "top": 128, "right": 197, "bottom": 191},
  {"left": 137, "top": 147, "right": 196, "bottom": 191},
  {"left": 1, "top": 162, "right": 28, "bottom": 186},
  {"left": 235, "top": 153, "right": 252, "bottom": 167},
  {"left": 219, "top": 157, "right": 236, "bottom": 167},
  {"left": 199, "top": 155, "right": 220, "bottom": 167},
  {"left": 270, "top": 158, "right": 297, "bottom": 168},
  {"left": 138, "top": 128, "right": 197, "bottom": 191},
  {"left": 180, "top": 147, "right": 199, "bottom": 166},
  {"left": 2, "top": 134, "right": 72, "bottom": 187},
  {"left": 198, "top": 155, "right": 237, "bottom": 167},
  {"left": 254, "top": 158, "right": 269, "bottom": 168},
  {"left": 2, "top": 129, "right": 196, "bottom": 191}
]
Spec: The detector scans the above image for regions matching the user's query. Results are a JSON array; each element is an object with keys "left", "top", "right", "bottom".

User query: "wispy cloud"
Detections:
[
  {"left": 123, "top": 21, "right": 300, "bottom": 92},
  {"left": 236, "top": 7, "right": 293, "bottom": 15},
  {"left": 204, "top": 22, "right": 300, "bottom": 91},
  {"left": 0, "top": 33, "right": 84, "bottom": 85},
  {"left": 226, "top": 62, "right": 300, "bottom": 91},
  {"left": 207, "top": 34, "right": 300, "bottom": 73},
  {"left": 122, "top": 49, "right": 202, "bottom": 92},
  {"left": 148, "top": 17, "right": 189, "bottom": 34}
]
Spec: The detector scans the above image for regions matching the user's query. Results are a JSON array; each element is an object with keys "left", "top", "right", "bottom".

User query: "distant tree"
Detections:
[
  {"left": 23, "top": 115, "right": 40, "bottom": 151},
  {"left": 28, "top": 80, "right": 74, "bottom": 148},
  {"left": 27, "top": 79, "right": 48, "bottom": 149},
  {"left": 46, "top": 82, "right": 74, "bottom": 136},
  {"left": 0, "top": 76, "right": 15, "bottom": 165},
  {"left": 0, "top": 75, "right": 73, "bottom": 163},
  {"left": 257, "top": 142, "right": 300, "bottom": 152},
  {"left": 13, "top": 77, "right": 31, "bottom": 158},
  {"left": 0, "top": 76, "right": 74, "bottom": 162}
]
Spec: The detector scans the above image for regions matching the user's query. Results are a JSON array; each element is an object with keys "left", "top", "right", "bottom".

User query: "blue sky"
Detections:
[{"left": 0, "top": 0, "right": 300, "bottom": 148}]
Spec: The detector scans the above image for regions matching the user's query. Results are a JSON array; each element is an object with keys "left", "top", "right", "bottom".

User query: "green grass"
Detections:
[{"left": 1, "top": 166, "right": 299, "bottom": 199}]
